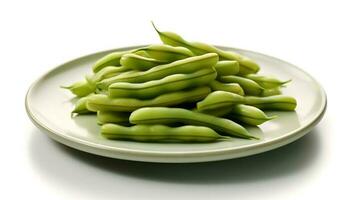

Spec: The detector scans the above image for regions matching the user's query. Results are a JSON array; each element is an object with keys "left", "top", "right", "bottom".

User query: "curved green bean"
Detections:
[
  {"left": 101, "top": 123, "right": 225, "bottom": 142},
  {"left": 87, "top": 86, "right": 211, "bottom": 112},
  {"left": 214, "top": 60, "right": 240, "bottom": 76},
  {"left": 244, "top": 74, "right": 291, "bottom": 89},
  {"left": 97, "top": 53, "right": 218, "bottom": 90},
  {"left": 152, "top": 23, "right": 259, "bottom": 75},
  {"left": 92, "top": 50, "right": 131, "bottom": 73},
  {"left": 209, "top": 80, "right": 244, "bottom": 96},
  {"left": 130, "top": 107, "right": 257, "bottom": 139},
  {"left": 109, "top": 68, "right": 216, "bottom": 99},
  {"left": 120, "top": 53, "right": 167, "bottom": 71},
  {"left": 261, "top": 88, "right": 282, "bottom": 97},
  {"left": 134, "top": 44, "right": 194, "bottom": 61},
  {"left": 197, "top": 91, "right": 297, "bottom": 112},
  {"left": 86, "top": 66, "right": 131, "bottom": 85},
  {"left": 61, "top": 79, "right": 95, "bottom": 97},
  {"left": 229, "top": 104, "right": 276, "bottom": 126},
  {"left": 97, "top": 111, "right": 130, "bottom": 125},
  {"left": 220, "top": 75, "right": 264, "bottom": 96}
]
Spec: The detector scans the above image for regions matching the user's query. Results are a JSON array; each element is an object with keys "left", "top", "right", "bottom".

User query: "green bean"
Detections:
[
  {"left": 109, "top": 68, "right": 216, "bottom": 99},
  {"left": 244, "top": 95, "right": 297, "bottom": 111},
  {"left": 261, "top": 88, "right": 282, "bottom": 97},
  {"left": 152, "top": 23, "right": 259, "bottom": 75},
  {"left": 86, "top": 66, "right": 131, "bottom": 85},
  {"left": 220, "top": 75, "right": 264, "bottom": 96},
  {"left": 209, "top": 80, "right": 244, "bottom": 96},
  {"left": 134, "top": 44, "right": 194, "bottom": 61},
  {"left": 101, "top": 123, "right": 226, "bottom": 142},
  {"left": 244, "top": 74, "right": 291, "bottom": 89},
  {"left": 97, "top": 53, "right": 218, "bottom": 90},
  {"left": 97, "top": 111, "right": 130, "bottom": 125},
  {"left": 197, "top": 91, "right": 297, "bottom": 112},
  {"left": 72, "top": 94, "right": 95, "bottom": 114},
  {"left": 87, "top": 86, "right": 211, "bottom": 112},
  {"left": 130, "top": 107, "right": 257, "bottom": 139},
  {"left": 120, "top": 53, "right": 167, "bottom": 71},
  {"left": 92, "top": 50, "right": 131, "bottom": 73},
  {"left": 214, "top": 60, "right": 240, "bottom": 76},
  {"left": 228, "top": 104, "right": 276, "bottom": 126},
  {"left": 61, "top": 79, "right": 95, "bottom": 97}
]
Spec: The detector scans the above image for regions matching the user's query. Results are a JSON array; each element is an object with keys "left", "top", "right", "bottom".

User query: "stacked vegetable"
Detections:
[{"left": 63, "top": 23, "right": 297, "bottom": 142}]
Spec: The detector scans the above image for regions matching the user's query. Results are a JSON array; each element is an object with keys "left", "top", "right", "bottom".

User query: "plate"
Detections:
[{"left": 26, "top": 46, "right": 327, "bottom": 163}]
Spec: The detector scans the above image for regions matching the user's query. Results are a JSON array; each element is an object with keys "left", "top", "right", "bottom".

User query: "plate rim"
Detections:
[{"left": 25, "top": 45, "right": 327, "bottom": 163}]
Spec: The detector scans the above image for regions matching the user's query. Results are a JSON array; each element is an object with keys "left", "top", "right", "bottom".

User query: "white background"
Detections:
[{"left": 1, "top": 0, "right": 356, "bottom": 199}]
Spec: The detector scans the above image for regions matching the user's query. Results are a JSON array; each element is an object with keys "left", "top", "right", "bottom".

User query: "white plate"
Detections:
[{"left": 26, "top": 46, "right": 327, "bottom": 163}]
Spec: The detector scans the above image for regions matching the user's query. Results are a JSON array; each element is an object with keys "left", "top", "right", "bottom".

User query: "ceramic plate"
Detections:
[{"left": 26, "top": 46, "right": 327, "bottom": 163}]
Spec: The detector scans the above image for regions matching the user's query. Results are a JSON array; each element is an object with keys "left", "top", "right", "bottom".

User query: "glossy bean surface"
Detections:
[
  {"left": 62, "top": 80, "right": 95, "bottom": 97},
  {"left": 97, "top": 53, "right": 218, "bottom": 90},
  {"left": 244, "top": 95, "right": 297, "bottom": 111},
  {"left": 101, "top": 123, "right": 225, "bottom": 142},
  {"left": 109, "top": 68, "right": 216, "bottom": 99},
  {"left": 86, "top": 66, "right": 131, "bottom": 84},
  {"left": 214, "top": 60, "right": 240, "bottom": 76},
  {"left": 134, "top": 44, "right": 194, "bottom": 62},
  {"left": 92, "top": 51, "right": 131, "bottom": 73},
  {"left": 130, "top": 107, "right": 257, "bottom": 139},
  {"left": 220, "top": 75, "right": 264, "bottom": 96},
  {"left": 72, "top": 94, "right": 95, "bottom": 114},
  {"left": 120, "top": 53, "right": 167, "bottom": 71},
  {"left": 87, "top": 87, "right": 211, "bottom": 112},
  {"left": 229, "top": 104, "right": 276, "bottom": 125},
  {"left": 209, "top": 80, "right": 244, "bottom": 96},
  {"left": 244, "top": 74, "right": 291, "bottom": 89},
  {"left": 197, "top": 91, "right": 245, "bottom": 113},
  {"left": 97, "top": 111, "right": 130, "bottom": 125}
]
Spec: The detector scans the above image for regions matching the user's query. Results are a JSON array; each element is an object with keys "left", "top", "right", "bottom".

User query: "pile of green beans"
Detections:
[{"left": 63, "top": 23, "right": 297, "bottom": 143}]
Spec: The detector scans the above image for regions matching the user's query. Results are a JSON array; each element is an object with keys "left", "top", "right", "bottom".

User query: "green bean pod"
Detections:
[
  {"left": 134, "top": 44, "right": 194, "bottom": 61},
  {"left": 120, "top": 53, "right": 167, "bottom": 71},
  {"left": 152, "top": 23, "right": 259, "bottom": 75},
  {"left": 97, "top": 53, "right": 218, "bottom": 90},
  {"left": 197, "top": 91, "right": 245, "bottom": 113},
  {"left": 244, "top": 74, "right": 291, "bottom": 89},
  {"left": 219, "top": 75, "right": 264, "bottom": 96},
  {"left": 228, "top": 104, "right": 276, "bottom": 126},
  {"left": 130, "top": 107, "right": 257, "bottom": 139},
  {"left": 244, "top": 95, "right": 297, "bottom": 111},
  {"left": 72, "top": 94, "right": 95, "bottom": 114},
  {"left": 209, "top": 80, "right": 244, "bottom": 96},
  {"left": 197, "top": 91, "right": 297, "bottom": 112},
  {"left": 87, "top": 86, "right": 211, "bottom": 112},
  {"left": 61, "top": 79, "right": 95, "bottom": 97},
  {"left": 86, "top": 66, "right": 131, "bottom": 85},
  {"left": 214, "top": 60, "right": 240, "bottom": 76},
  {"left": 101, "top": 123, "right": 225, "bottom": 142},
  {"left": 261, "top": 88, "right": 282, "bottom": 97},
  {"left": 92, "top": 51, "right": 131, "bottom": 73},
  {"left": 109, "top": 68, "right": 217, "bottom": 99},
  {"left": 97, "top": 111, "right": 130, "bottom": 125}
]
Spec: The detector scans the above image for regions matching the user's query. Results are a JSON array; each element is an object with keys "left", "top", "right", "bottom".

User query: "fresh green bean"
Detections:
[
  {"left": 197, "top": 91, "right": 297, "bottom": 112},
  {"left": 209, "top": 80, "right": 244, "bottom": 96},
  {"left": 134, "top": 44, "right": 194, "bottom": 61},
  {"left": 244, "top": 95, "right": 297, "bottom": 111},
  {"left": 228, "top": 104, "right": 276, "bottom": 126},
  {"left": 244, "top": 74, "right": 291, "bottom": 89},
  {"left": 152, "top": 23, "right": 259, "bottom": 75},
  {"left": 92, "top": 50, "right": 131, "bottom": 73},
  {"left": 109, "top": 68, "right": 216, "bottom": 99},
  {"left": 130, "top": 107, "right": 257, "bottom": 139},
  {"left": 261, "top": 88, "right": 282, "bottom": 97},
  {"left": 86, "top": 66, "right": 131, "bottom": 85},
  {"left": 220, "top": 75, "right": 264, "bottom": 96},
  {"left": 120, "top": 53, "right": 167, "bottom": 71},
  {"left": 97, "top": 111, "right": 130, "bottom": 125},
  {"left": 97, "top": 53, "right": 218, "bottom": 90},
  {"left": 61, "top": 79, "right": 95, "bottom": 97},
  {"left": 72, "top": 94, "right": 95, "bottom": 114},
  {"left": 101, "top": 123, "right": 226, "bottom": 142},
  {"left": 87, "top": 86, "right": 211, "bottom": 112},
  {"left": 214, "top": 60, "right": 239, "bottom": 76}
]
